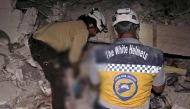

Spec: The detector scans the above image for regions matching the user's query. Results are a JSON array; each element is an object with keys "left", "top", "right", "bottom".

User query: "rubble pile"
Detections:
[
  {"left": 0, "top": 0, "right": 190, "bottom": 109},
  {"left": 0, "top": 49, "right": 52, "bottom": 108},
  {"left": 0, "top": 0, "right": 56, "bottom": 108}
]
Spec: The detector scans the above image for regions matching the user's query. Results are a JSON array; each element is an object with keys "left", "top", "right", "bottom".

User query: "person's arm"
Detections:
[
  {"left": 69, "top": 30, "right": 88, "bottom": 73},
  {"left": 152, "top": 84, "right": 165, "bottom": 94},
  {"left": 152, "top": 66, "right": 165, "bottom": 94}
]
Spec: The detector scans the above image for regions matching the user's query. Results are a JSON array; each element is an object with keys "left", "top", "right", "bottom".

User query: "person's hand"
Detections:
[
  {"left": 71, "top": 62, "right": 79, "bottom": 75},
  {"left": 65, "top": 68, "right": 74, "bottom": 94}
]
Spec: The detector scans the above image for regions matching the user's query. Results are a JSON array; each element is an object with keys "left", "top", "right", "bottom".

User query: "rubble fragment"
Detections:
[
  {"left": 38, "top": 80, "right": 51, "bottom": 96},
  {"left": 17, "top": 8, "right": 38, "bottom": 36}
]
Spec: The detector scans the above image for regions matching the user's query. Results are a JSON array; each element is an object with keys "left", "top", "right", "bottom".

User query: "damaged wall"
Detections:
[
  {"left": 139, "top": 23, "right": 190, "bottom": 56},
  {"left": 66, "top": 2, "right": 190, "bottom": 56}
]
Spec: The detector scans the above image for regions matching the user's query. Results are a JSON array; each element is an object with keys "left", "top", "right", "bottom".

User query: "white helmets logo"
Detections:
[
  {"left": 88, "top": 8, "right": 107, "bottom": 32},
  {"left": 112, "top": 8, "right": 139, "bottom": 26}
]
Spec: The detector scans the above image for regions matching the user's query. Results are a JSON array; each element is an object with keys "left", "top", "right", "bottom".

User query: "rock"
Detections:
[
  {"left": 38, "top": 80, "right": 51, "bottom": 96},
  {"left": 26, "top": 58, "right": 42, "bottom": 70},
  {"left": 17, "top": 7, "right": 38, "bottom": 36},
  {"left": 6, "top": 59, "right": 24, "bottom": 74}
]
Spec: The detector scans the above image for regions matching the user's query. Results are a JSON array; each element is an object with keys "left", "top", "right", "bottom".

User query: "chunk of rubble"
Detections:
[
  {"left": 26, "top": 58, "right": 42, "bottom": 70},
  {"left": 17, "top": 8, "right": 38, "bottom": 36},
  {"left": 46, "top": 2, "right": 67, "bottom": 23},
  {"left": 0, "top": 104, "right": 12, "bottom": 109},
  {"left": 38, "top": 80, "right": 51, "bottom": 96}
]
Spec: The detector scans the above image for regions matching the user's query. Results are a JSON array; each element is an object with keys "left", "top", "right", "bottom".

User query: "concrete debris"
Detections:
[
  {"left": 15, "top": 35, "right": 34, "bottom": 62},
  {"left": 18, "top": 8, "right": 38, "bottom": 36},
  {"left": 6, "top": 58, "right": 24, "bottom": 75},
  {"left": 174, "top": 76, "right": 190, "bottom": 92},
  {"left": 15, "top": 45, "right": 32, "bottom": 60},
  {"left": 0, "top": 101, "right": 7, "bottom": 106},
  {"left": 26, "top": 58, "right": 42, "bottom": 70},
  {"left": 0, "top": 102, "right": 12, "bottom": 109},
  {"left": 15, "top": 69, "right": 24, "bottom": 83},
  {"left": 36, "top": 98, "right": 51, "bottom": 108},
  {"left": 0, "top": 81, "right": 21, "bottom": 104},
  {"left": 38, "top": 80, "right": 51, "bottom": 96},
  {"left": 0, "top": 53, "right": 9, "bottom": 70},
  {"left": 3, "top": 52, "right": 42, "bottom": 88},
  {"left": 46, "top": 2, "right": 67, "bottom": 23}
]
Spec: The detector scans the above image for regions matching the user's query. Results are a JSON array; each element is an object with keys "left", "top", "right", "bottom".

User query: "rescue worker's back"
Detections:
[
  {"left": 33, "top": 20, "right": 89, "bottom": 64},
  {"left": 95, "top": 38, "right": 164, "bottom": 108}
]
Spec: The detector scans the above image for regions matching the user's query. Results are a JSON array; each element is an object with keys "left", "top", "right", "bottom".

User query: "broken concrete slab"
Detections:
[
  {"left": 17, "top": 8, "right": 38, "bottom": 36},
  {"left": 26, "top": 58, "right": 42, "bottom": 70},
  {"left": 165, "top": 86, "right": 190, "bottom": 108}
]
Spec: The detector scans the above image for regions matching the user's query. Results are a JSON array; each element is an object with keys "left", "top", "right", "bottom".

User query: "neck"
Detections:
[{"left": 122, "top": 32, "right": 136, "bottom": 39}]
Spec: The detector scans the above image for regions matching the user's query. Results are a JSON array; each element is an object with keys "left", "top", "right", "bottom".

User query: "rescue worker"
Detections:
[
  {"left": 29, "top": 8, "right": 107, "bottom": 109},
  {"left": 89, "top": 8, "right": 165, "bottom": 109}
]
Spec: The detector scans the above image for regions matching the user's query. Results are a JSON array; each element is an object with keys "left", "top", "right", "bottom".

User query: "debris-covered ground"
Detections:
[{"left": 0, "top": 0, "right": 190, "bottom": 109}]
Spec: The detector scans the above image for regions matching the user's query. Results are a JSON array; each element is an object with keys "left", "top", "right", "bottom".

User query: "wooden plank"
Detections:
[{"left": 164, "top": 65, "right": 187, "bottom": 75}]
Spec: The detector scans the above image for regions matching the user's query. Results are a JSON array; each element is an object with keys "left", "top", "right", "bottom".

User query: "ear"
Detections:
[
  {"left": 136, "top": 27, "right": 140, "bottom": 35},
  {"left": 88, "top": 24, "right": 94, "bottom": 28},
  {"left": 136, "top": 28, "right": 140, "bottom": 39},
  {"left": 114, "top": 28, "right": 119, "bottom": 39}
]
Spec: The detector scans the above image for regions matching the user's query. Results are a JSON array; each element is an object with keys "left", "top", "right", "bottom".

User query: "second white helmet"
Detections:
[
  {"left": 88, "top": 8, "right": 107, "bottom": 32},
  {"left": 112, "top": 8, "right": 139, "bottom": 26}
]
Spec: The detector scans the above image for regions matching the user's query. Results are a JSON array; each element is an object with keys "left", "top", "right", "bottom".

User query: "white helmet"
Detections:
[
  {"left": 112, "top": 8, "right": 139, "bottom": 26},
  {"left": 88, "top": 8, "right": 107, "bottom": 32}
]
